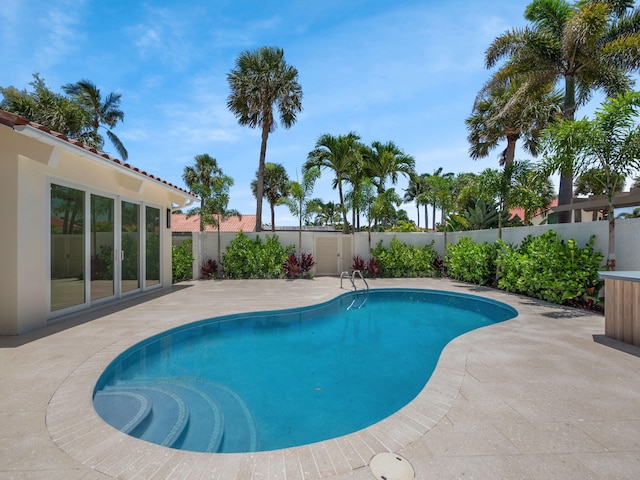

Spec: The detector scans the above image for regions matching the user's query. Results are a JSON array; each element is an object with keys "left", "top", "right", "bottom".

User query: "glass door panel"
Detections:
[
  {"left": 50, "top": 184, "right": 85, "bottom": 311},
  {"left": 91, "top": 194, "right": 115, "bottom": 301},
  {"left": 145, "top": 206, "right": 161, "bottom": 287},
  {"left": 121, "top": 201, "right": 140, "bottom": 293}
]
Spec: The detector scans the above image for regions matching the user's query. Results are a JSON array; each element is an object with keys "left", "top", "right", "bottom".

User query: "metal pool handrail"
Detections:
[{"left": 340, "top": 270, "right": 369, "bottom": 309}]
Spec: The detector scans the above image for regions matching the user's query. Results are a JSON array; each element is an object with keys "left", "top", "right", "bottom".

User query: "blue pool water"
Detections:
[{"left": 93, "top": 288, "right": 517, "bottom": 453}]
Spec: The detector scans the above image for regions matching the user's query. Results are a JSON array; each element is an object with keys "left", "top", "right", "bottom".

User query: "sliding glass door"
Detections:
[
  {"left": 91, "top": 194, "right": 115, "bottom": 301},
  {"left": 121, "top": 201, "right": 141, "bottom": 294},
  {"left": 145, "top": 206, "right": 161, "bottom": 288},
  {"left": 50, "top": 184, "right": 85, "bottom": 312},
  {"left": 50, "top": 182, "right": 163, "bottom": 316}
]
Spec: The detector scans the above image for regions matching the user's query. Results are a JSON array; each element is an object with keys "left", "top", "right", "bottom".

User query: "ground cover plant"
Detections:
[{"left": 222, "top": 232, "right": 294, "bottom": 279}]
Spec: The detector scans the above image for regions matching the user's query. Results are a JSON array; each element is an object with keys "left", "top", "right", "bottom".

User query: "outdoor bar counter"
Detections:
[{"left": 600, "top": 271, "right": 640, "bottom": 347}]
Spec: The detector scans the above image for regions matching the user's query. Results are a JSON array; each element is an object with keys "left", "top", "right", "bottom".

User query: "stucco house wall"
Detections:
[{"left": 0, "top": 110, "right": 196, "bottom": 335}]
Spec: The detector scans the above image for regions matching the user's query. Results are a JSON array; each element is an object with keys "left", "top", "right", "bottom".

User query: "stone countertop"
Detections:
[{"left": 599, "top": 271, "right": 640, "bottom": 282}]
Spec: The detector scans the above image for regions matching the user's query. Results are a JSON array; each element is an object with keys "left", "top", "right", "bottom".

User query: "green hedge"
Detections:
[
  {"left": 445, "top": 236, "right": 497, "bottom": 286},
  {"left": 371, "top": 237, "right": 438, "bottom": 277},
  {"left": 222, "top": 232, "right": 294, "bottom": 279},
  {"left": 496, "top": 231, "right": 603, "bottom": 304},
  {"left": 445, "top": 231, "right": 603, "bottom": 305},
  {"left": 172, "top": 239, "right": 193, "bottom": 283}
]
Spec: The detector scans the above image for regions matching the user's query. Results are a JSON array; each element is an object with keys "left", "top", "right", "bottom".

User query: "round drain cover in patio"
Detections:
[{"left": 369, "top": 452, "right": 414, "bottom": 480}]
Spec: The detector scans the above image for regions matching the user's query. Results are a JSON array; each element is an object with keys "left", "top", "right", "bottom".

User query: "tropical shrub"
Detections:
[
  {"left": 201, "top": 259, "right": 218, "bottom": 279},
  {"left": 172, "top": 239, "right": 193, "bottom": 283},
  {"left": 445, "top": 236, "right": 498, "bottom": 286},
  {"left": 496, "top": 231, "right": 603, "bottom": 304},
  {"left": 222, "top": 232, "right": 294, "bottom": 279},
  {"left": 371, "top": 237, "right": 437, "bottom": 277},
  {"left": 351, "top": 255, "right": 380, "bottom": 278},
  {"left": 283, "top": 252, "right": 316, "bottom": 278},
  {"left": 367, "top": 257, "right": 380, "bottom": 278},
  {"left": 283, "top": 253, "right": 302, "bottom": 278},
  {"left": 352, "top": 256, "right": 367, "bottom": 272}
]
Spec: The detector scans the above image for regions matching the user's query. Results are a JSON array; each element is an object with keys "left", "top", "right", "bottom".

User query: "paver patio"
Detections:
[{"left": 1, "top": 277, "right": 639, "bottom": 479}]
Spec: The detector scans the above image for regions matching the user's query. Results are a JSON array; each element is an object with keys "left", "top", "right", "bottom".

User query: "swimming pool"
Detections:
[{"left": 93, "top": 288, "right": 517, "bottom": 453}]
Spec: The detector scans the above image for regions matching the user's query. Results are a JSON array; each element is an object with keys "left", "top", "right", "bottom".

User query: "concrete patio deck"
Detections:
[{"left": 1, "top": 277, "right": 639, "bottom": 479}]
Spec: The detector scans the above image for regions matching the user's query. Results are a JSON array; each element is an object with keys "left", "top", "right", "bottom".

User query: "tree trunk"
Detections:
[
  {"left": 255, "top": 124, "right": 270, "bottom": 232},
  {"left": 270, "top": 203, "right": 276, "bottom": 232},
  {"left": 557, "top": 74, "right": 577, "bottom": 224},
  {"left": 432, "top": 204, "right": 436, "bottom": 230},
  {"left": 607, "top": 197, "right": 616, "bottom": 271},
  {"left": 416, "top": 204, "right": 420, "bottom": 228},
  {"left": 338, "top": 181, "right": 349, "bottom": 233},
  {"left": 503, "top": 134, "right": 517, "bottom": 168},
  {"left": 217, "top": 215, "right": 222, "bottom": 269},
  {"left": 424, "top": 204, "right": 429, "bottom": 231}
]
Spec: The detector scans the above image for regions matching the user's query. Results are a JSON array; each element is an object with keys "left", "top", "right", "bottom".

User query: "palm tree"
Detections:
[
  {"left": 207, "top": 175, "right": 241, "bottom": 267},
  {"left": 62, "top": 79, "right": 128, "bottom": 160},
  {"left": 251, "top": 162, "right": 290, "bottom": 232},
  {"left": 1, "top": 73, "right": 87, "bottom": 138},
  {"left": 227, "top": 46, "right": 303, "bottom": 232},
  {"left": 344, "top": 147, "right": 367, "bottom": 231},
  {"left": 363, "top": 140, "right": 415, "bottom": 195},
  {"left": 617, "top": 207, "right": 640, "bottom": 219},
  {"left": 182, "top": 154, "right": 223, "bottom": 232},
  {"left": 281, "top": 168, "right": 321, "bottom": 255},
  {"left": 304, "top": 132, "right": 362, "bottom": 233},
  {"left": 466, "top": 75, "right": 562, "bottom": 172},
  {"left": 508, "top": 161, "right": 555, "bottom": 224},
  {"left": 404, "top": 173, "right": 429, "bottom": 228},
  {"left": 423, "top": 168, "right": 454, "bottom": 230},
  {"left": 370, "top": 188, "right": 403, "bottom": 230},
  {"left": 313, "top": 201, "right": 341, "bottom": 227},
  {"left": 541, "top": 90, "right": 640, "bottom": 270},
  {"left": 485, "top": 0, "right": 640, "bottom": 222}
]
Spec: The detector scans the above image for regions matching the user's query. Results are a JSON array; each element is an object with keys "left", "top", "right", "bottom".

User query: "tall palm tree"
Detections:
[
  {"left": 313, "top": 201, "right": 342, "bottom": 227},
  {"left": 344, "top": 147, "right": 367, "bottom": 231},
  {"left": 281, "top": 168, "right": 320, "bottom": 255},
  {"left": 363, "top": 140, "right": 415, "bottom": 194},
  {"left": 251, "top": 162, "right": 290, "bottom": 232},
  {"left": 403, "top": 173, "right": 429, "bottom": 228},
  {"left": 485, "top": 0, "right": 640, "bottom": 222},
  {"left": 541, "top": 90, "right": 640, "bottom": 269},
  {"left": 227, "top": 46, "right": 303, "bottom": 232},
  {"left": 182, "top": 154, "right": 223, "bottom": 232},
  {"left": 304, "top": 132, "right": 362, "bottom": 233},
  {"left": 62, "top": 79, "right": 128, "bottom": 160},
  {"left": 423, "top": 168, "right": 454, "bottom": 230},
  {"left": 207, "top": 175, "right": 242, "bottom": 266},
  {"left": 466, "top": 75, "right": 562, "bottom": 170}
]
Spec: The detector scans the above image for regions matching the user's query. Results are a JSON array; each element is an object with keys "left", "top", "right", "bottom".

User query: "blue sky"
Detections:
[{"left": 0, "top": 0, "right": 612, "bottom": 226}]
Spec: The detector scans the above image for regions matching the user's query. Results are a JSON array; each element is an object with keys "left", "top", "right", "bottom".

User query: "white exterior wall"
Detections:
[
  {"left": 0, "top": 124, "right": 194, "bottom": 335},
  {"left": 187, "top": 220, "right": 640, "bottom": 278}
]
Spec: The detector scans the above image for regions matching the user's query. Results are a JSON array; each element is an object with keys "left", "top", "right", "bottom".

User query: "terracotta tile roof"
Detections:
[
  {"left": 0, "top": 109, "right": 194, "bottom": 197},
  {"left": 171, "top": 213, "right": 256, "bottom": 233},
  {"left": 510, "top": 198, "right": 558, "bottom": 222}
]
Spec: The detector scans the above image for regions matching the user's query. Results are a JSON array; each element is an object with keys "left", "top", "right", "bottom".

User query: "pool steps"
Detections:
[{"left": 94, "top": 378, "right": 258, "bottom": 453}]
